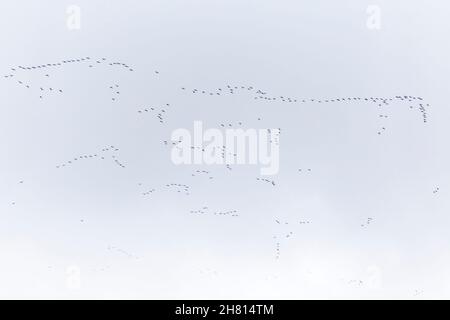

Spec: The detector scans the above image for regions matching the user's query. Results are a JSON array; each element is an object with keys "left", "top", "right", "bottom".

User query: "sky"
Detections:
[{"left": 1, "top": 0, "right": 450, "bottom": 299}]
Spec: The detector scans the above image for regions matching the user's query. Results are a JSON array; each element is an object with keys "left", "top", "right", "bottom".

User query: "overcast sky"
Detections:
[{"left": 1, "top": 1, "right": 450, "bottom": 299}]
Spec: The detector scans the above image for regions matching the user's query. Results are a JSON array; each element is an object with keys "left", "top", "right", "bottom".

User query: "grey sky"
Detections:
[{"left": 1, "top": 1, "right": 449, "bottom": 299}]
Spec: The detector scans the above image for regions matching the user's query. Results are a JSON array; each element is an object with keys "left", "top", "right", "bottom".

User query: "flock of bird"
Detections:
[
  {"left": 2, "top": 54, "right": 439, "bottom": 300},
  {"left": 189, "top": 206, "right": 239, "bottom": 217},
  {"left": 256, "top": 177, "right": 276, "bottom": 186},
  {"left": 191, "top": 170, "right": 214, "bottom": 180},
  {"left": 2, "top": 56, "right": 140, "bottom": 101},
  {"left": 109, "top": 84, "right": 121, "bottom": 102},
  {"left": 139, "top": 182, "right": 191, "bottom": 197},
  {"left": 137, "top": 103, "right": 171, "bottom": 124},
  {"left": 182, "top": 83, "right": 429, "bottom": 135},
  {"left": 273, "top": 219, "right": 312, "bottom": 259},
  {"left": 360, "top": 217, "right": 374, "bottom": 228},
  {"left": 107, "top": 245, "right": 139, "bottom": 260},
  {"left": 348, "top": 279, "right": 364, "bottom": 287},
  {"left": 55, "top": 145, "right": 125, "bottom": 169}
]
